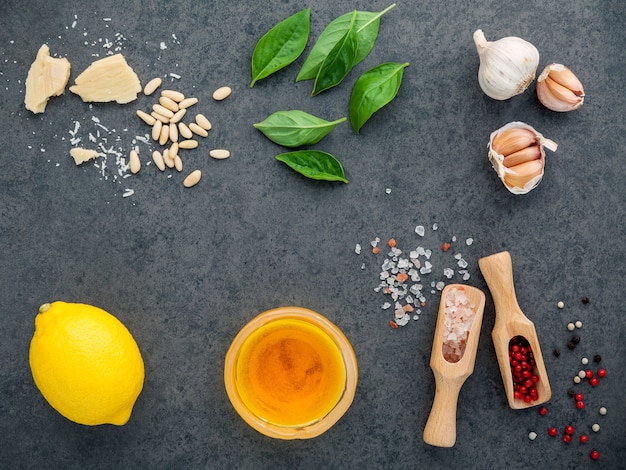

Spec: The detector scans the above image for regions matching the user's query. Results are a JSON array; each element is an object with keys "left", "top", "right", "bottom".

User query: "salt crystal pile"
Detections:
[{"left": 441, "top": 287, "right": 477, "bottom": 363}]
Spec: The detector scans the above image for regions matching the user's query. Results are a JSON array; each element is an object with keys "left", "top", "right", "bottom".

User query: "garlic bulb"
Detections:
[
  {"left": 487, "top": 122, "right": 558, "bottom": 194},
  {"left": 473, "top": 30, "right": 540, "bottom": 100},
  {"left": 536, "top": 63, "right": 585, "bottom": 112}
]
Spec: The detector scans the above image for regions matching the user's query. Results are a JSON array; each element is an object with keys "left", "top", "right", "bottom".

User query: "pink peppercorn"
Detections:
[
  {"left": 575, "top": 393, "right": 584, "bottom": 401},
  {"left": 563, "top": 434, "right": 572, "bottom": 443},
  {"left": 576, "top": 401, "right": 585, "bottom": 410},
  {"left": 590, "top": 450, "right": 600, "bottom": 460},
  {"left": 565, "top": 425, "right": 575, "bottom": 435},
  {"left": 580, "top": 434, "right": 589, "bottom": 444},
  {"left": 590, "top": 377, "right": 599, "bottom": 387},
  {"left": 585, "top": 370, "right": 593, "bottom": 379},
  {"left": 597, "top": 369, "right": 607, "bottom": 378},
  {"left": 548, "top": 427, "right": 558, "bottom": 437},
  {"left": 539, "top": 406, "right": 548, "bottom": 416}
]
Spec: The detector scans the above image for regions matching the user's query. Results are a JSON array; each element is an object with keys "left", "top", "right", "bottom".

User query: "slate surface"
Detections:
[{"left": 1, "top": 0, "right": 625, "bottom": 468}]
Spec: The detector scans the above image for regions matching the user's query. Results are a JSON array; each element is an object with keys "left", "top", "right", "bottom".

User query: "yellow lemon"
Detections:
[{"left": 29, "top": 301, "right": 144, "bottom": 426}]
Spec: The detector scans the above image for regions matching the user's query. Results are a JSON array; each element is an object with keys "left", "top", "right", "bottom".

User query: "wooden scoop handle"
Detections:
[
  {"left": 423, "top": 372, "right": 465, "bottom": 447},
  {"left": 478, "top": 251, "right": 525, "bottom": 324}
]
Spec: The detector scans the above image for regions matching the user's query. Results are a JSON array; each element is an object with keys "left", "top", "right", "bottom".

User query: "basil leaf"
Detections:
[
  {"left": 296, "top": 4, "right": 397, "bottom": 82},
  {"left": 349, "top": 62, "right": 409, "bottom": 133},
  {"left": 254, "top": 110, "right": 346, "bottom": 147},
  {"left": 250, "top": 8, "right": 310, "bottom": 87},
  {"left": 276, "top": 150, "right": 348, "bottom": 183},
  {"left": 311, "top": 11, "right": 359, "bottom": 96}
]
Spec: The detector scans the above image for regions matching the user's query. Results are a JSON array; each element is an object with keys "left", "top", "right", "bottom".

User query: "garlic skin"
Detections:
[
  {"left": 487, "top": 122, "right": 558, "bottom": 194},
  {"left": 536, "top": 64, "right": 585, "bottom": 112},
  {"left": 473, "top": 30, "right": 540, "bottom": 100}
]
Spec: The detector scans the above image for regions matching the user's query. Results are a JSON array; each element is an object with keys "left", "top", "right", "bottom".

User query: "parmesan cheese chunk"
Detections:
[
  {"left": 70, "top": 54, "right": 141, "bottom": 104},
  {"left": 70, "top": 147, "right": 100, "bottom": 165},
  {"left": 24, "top": 44, "right": 71, "bottom": 114}
]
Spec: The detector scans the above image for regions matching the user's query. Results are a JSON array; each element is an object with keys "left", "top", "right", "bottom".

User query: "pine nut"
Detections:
[
  {"left": 183, "top": 169, "right": 202, "bottom": 187},
  {"left": 159, "top": 96, "right": 179, "bottom": 113},
  {"left": 209, "top": 149, "right": 230, "bottom": 159},
  {"left": 159, "top": 123, "right": 170, "bottom": 145},
  {"left": 152, "top": 104, "right": 174, "bottom": 119},
  {"left": 136, "top": 110, "right": 156, "bottom": 126},
  {"left": 161, "top": 89, "right": 185, "bottom": 102},
  {"left": 178, "top": 139, "right": 198, "bottom": 149},
  {"left": 178, "top": 122, "right": 193, "bottom": 139},
  {"left": 129, "top": 149, "right": 141, "bottom": 174},
  {"left": 213, "top": 86, "right": 232, "bottom": 101},
  {"left": 189, "top": 122, "right": 208, "bottom": 137},
  {"left": 178, "top": 97, "right": 198, "bottom": 109},
  {"left": 143, "top": 77, "right": 162, "bottom": 96},
  {"left": 170, "top": 142, "right": 179, "bottom": 158},
  {"left": 170, "top": 108, "right": 187, "bottom": 124},
  {"left": 169, "top": 122, "right": 179, "bottom": 142},
  {"left": 174, "top": 155, "right": 183, "bottom": 172},
  {"left": 195, "top": 114, "right": 212, "bottom": 131},
  {"left": 163, "top": 148, "right": 175, "bottom": 168},
  {"left": 150, "top": 111, "right": 170, "bottom": 124},
  {"left": 151, "top": 120, "right": 162, "bottom": 141},
  {"left": 152, "top": 150, "right": 165, "bottom": 171}
]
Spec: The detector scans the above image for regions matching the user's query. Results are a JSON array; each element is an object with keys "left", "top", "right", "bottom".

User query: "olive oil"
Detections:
[{"left": 235, "top": 318, "right": 346, "bottom": 427}]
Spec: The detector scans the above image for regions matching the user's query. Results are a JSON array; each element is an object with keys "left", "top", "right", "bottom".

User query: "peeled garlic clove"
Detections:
[
  {"left": 487, "top": 122, "right": 558, "bottom": 194},
  {"left": 473, "top": 29, "right": 539, "bottom": 100},
  {"left": 537, "top": 63, "right": 585, "bottom": 112}
]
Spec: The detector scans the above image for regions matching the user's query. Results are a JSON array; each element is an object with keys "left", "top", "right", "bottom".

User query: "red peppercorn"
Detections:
[
  {"left": 548, "top": 427, "right": 558, "bottom": 437},
  {"left": 590, "top": 450, "right": 600, "bottom": 460},
  {"left": 585, "top": 370, "right": 593, "bottom": 379},
  {"left": 580, "top": 434, "right": 589, "bottom": 444},
  {"left": 576, "top": 400, "right": 585, "bottom": 410},
  {"left": 539, "top": 406, "right": 548, "bottom": 416},
  {"left": 563, "top": 434, "right": 572, "bottom": 443},
  {"left": 565, "top": 425, "right": 575, "bottom": 435},
  {"left": 590, "top": 377, "right": 599, "bottom": 387},
  {"left": 597, "top": 369, "right": 606, "bottom": 378}
]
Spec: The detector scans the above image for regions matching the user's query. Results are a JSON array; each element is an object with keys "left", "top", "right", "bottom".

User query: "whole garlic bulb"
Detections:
[
  {"left": 536, "top": 63, "right": 585, "bottom": 112},
  {"left": 473, "top": 30, "right": 540, "bottom": 100},
  {"left": 487, "top": 122, "right": 558, "bottom": 194}
]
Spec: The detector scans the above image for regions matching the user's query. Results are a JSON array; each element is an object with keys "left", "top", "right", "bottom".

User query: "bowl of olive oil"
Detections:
[{"left": 224, "top": 306, "right": 358, "bottom": 439}]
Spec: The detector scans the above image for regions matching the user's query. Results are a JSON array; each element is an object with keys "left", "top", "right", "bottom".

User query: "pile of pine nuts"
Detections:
[{"left": 131, "top": 77, "right": 232, "bottom": 188}]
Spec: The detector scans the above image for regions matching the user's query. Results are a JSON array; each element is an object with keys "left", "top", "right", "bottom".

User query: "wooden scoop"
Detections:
[
  {"left": 478, "top": 251, "right": 551, "bottom": 409},
  {"left": 423, "top": 284, "right": 485, "bottom": 447}
]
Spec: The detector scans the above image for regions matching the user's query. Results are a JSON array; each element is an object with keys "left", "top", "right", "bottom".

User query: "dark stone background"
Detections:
[{"left": 1, "top": 0, "right": 624, "bottom": 468}]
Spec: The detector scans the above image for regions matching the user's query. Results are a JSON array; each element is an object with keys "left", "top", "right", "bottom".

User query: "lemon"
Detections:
[{"left": 29, "top": 301, "right": 144, "bottom": 426}]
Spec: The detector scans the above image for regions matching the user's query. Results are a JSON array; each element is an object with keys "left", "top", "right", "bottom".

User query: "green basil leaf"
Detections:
[
  {"left": 254, "top": 110, "right": 347, "bottom": 147},
  {"left": 296, "top": 4, "right": 397, "bottom": 82},
  {"left": 276, "top": 150, "right": 348, "bottom": 183},
  {"left": 311, "top": 11, "right": 359, "bottom": 96},
  {"left": 349, "top": 62, "right": 409, "bottom": 133},
  {"left": 250, "top": 8, "right": 310, "bottom": 87}
]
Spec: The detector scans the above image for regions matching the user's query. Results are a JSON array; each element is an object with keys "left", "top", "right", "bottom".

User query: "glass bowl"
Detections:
[{"left": 224, "top": 306, "right": 358, "bottom": 439}]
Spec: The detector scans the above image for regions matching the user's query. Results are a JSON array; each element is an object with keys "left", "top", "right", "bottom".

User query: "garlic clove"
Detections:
[
  {"left": 503, "top": 145, "right": 542, "bottom": 168},
  {"left": 487, "top": 122, "right": 558, "bottom": 194},
  {"left": 503, "top": 160, "right": 544, "bottom": 190},
  {"left": 537, "top": 64, "right": 584, "bottom": 112},
  {"left": 491, "top": 127, "right": 537, "bottom": 157},
  {"left": 473, "top": 29, "right": 540, "bottom": 100}
]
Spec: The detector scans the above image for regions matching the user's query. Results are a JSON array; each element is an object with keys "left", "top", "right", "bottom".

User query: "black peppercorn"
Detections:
[
  {"left": 581, "top": 296, "right": 589, "bottom": 304},
  {"left": 594, "top": 354, "right": 602, "bottom": 363},
  {"left": 553, "top": 348, "right": 561, "bottom": 357},
  {"left": 567, "top": 389, "right": 575, "bottom": 397},
  {"left": 567, "top": 341, "right": 576, "bottom": 350},
  {"left": 571, "top": 335, "right": 581, "bottom": 345}
]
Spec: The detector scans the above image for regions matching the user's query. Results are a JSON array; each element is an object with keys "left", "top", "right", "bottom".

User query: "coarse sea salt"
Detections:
[
  {"left": 441, "top": 286, "right": 477, "bottom": 363},
  {"left": 365, "top": 224, "right": 477, "bottom": 328}
]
